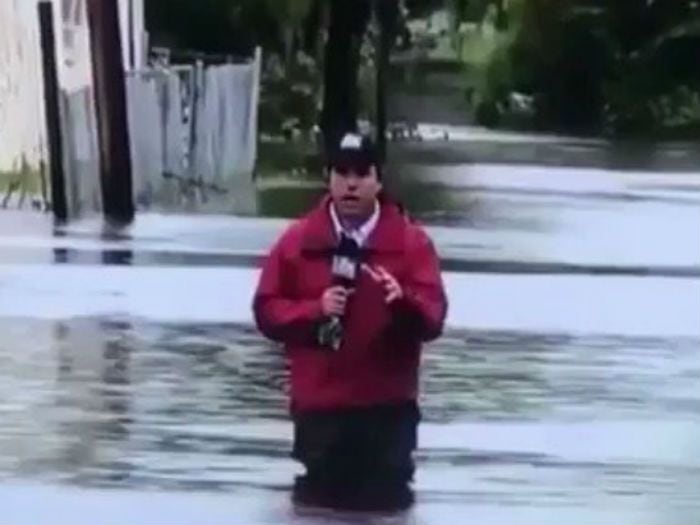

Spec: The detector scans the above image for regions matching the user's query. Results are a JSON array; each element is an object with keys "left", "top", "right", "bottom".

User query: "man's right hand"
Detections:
[{"left": 321, "top": 286, "right": 353, "bottom": 317}]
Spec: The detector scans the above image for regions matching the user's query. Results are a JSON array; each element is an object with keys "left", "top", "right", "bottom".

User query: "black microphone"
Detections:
[
  {"left": 332, "top": 233, "right": 361, "bottom": 286},
  {"left": 318, "top": 233, "right": 361, "bottom": 350}
]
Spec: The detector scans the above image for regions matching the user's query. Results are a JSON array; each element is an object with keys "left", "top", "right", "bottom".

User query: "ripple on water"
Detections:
[{"left": 0, "top": 317, "right": 698, "bottom": 518}]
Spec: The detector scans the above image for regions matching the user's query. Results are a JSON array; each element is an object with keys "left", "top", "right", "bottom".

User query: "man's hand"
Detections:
[
  {"left": 362, "top": 264, "right": 404, "bottom": 304},
  {"left": 321, "top": 286, "right": 353, "bottom": 316}
]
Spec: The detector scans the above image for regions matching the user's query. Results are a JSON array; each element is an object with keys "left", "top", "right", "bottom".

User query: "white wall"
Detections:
[
  {"left": 0, "top": 0, "right": 145, "bottom": 171},
  {"left": 0, "top": 0, "right": 47, "bottom": 170}
]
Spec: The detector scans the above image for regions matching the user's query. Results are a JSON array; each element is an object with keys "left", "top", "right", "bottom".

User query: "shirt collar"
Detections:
[{"left": 329, "top": 200, "right": 380, "bottom": 247}]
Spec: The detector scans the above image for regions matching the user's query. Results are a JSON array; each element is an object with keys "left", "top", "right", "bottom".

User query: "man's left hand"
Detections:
[{"left": 362, "top": 264, "right": 403, "bottom": 304}]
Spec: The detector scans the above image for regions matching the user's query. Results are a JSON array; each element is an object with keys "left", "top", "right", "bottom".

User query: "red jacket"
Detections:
[{"left": 253, "top": 196, "right": 448, "bottom": 412}]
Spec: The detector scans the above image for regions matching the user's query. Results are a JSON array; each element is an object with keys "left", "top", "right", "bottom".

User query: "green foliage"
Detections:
[
  {"left": 146, "top": 0, "right": 268, "bottom": 55},
  {"left": 474, "top": 0, "right": 700, "bottom": 137},
  {"left": 146, "top": 0, "right": 316, "bottom": 58},
  {"left": 259, "top": 0, "right": 316, "bottom": 67},
  {"left": 262, "top": 0, "right": 314, "bottom": 23},
  {"left": 259, "top": 52, "right": 321, "bottom": 136},
  {"left": 469, "top": 0, "right": 522, "bottom": 126},
  {"left": 147, "top": 0, "right": 700, "bottom": 139},
  {"left": 147, "top": 0, "right": 324, "bottom": 136},
  {"left": 655, "top": 86, "right": 700, "bottom": 129}
]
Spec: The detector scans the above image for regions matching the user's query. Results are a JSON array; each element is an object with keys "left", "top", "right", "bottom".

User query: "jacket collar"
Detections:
[
  {"left": 329, "top": 199, "right": 380, "bottom": 247},
  {"left": 301, "top": 195, "right": 406, "bottom": 254}
]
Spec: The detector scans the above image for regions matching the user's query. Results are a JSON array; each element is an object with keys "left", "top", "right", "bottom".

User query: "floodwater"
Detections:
[
  {"left": 0, "top": 316, "right": 699, "bottom": 525},
  {"left": 0, "top": 162, "right": 699, "bottom": 525}
]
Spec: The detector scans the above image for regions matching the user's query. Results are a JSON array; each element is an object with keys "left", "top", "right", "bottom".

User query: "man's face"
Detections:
[{"left": 329, "top": 164, "right": 382, "bottom": 221}]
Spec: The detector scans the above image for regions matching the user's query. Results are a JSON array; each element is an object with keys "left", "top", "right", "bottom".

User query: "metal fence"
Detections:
[
  {"left": 125, "top": 52, "right": 261, "bottom": 214},
  {"left": 1, "top": 0, "right": 260, "bottom": 216},
  {"left": 60, "top": 52, "right": 261, "bottom": 216}
]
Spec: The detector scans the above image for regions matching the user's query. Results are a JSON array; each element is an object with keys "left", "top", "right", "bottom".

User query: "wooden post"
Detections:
[
  {"left": 38, "top": 1, "right": 68, "bottom": 222},
  {"left": 86, "top": 0, "right": 134, "bottom": 225}
]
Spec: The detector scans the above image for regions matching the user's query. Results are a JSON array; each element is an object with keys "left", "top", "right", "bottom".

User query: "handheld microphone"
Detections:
[
  {"left": 332, "top": 233, "right": 360, "bottom": 286},
  {"left": 318, "top": 234, "right": 361, "bottom": 351}
]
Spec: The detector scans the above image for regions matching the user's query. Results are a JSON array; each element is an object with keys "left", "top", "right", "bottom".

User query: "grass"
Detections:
[
  {"left": 0, "top": 163, "right": 47, "bottom": 210},
  {"left": 257, "top": 186, "right": 326, "bottom": 218},
  {"left": 0, "top": 170, "right": 43, "bottom": 194},
  {"left": 256, "top": 139, "right": 324, "bottom": 178}
]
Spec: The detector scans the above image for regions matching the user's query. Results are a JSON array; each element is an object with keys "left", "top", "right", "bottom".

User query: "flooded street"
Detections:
[
  {"left": 1, "top": 316, "right": 698, "bottom": 525},
  {"left": 0, "top": 162, "right": 699, "bottom": 524}
]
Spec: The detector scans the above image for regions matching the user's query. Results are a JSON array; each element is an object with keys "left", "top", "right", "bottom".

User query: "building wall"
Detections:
[
  {"left": 0, "top": 0, "right": 47, "bottom": 170},
  {"left": 0, "top": 0, "right": 145, "bottom": 170}
]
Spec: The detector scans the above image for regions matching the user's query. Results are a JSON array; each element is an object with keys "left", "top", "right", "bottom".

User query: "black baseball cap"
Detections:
[{"left": 327, "top": 133, "right": 380, "bottom": 177}]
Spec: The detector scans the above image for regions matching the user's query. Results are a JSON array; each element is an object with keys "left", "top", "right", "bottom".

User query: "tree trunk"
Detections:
[
  {"left": 283, "top": 25, "right": 295, "bottom": 72},
  {"left": 495, "top": 0, "right": 508, "bottom": 31},
  {"left": 320, "top": 0, "right": 371, "bottom": 152},
  {"left": 374, "top": 0, "right": 399, "bottom": 163}
]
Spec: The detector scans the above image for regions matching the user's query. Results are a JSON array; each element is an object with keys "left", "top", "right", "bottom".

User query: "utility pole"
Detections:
[
  {"left": 38, "top": 1, "right": 68, "bottom": 223},
  {"left": 86, "top": 0, "right": 134, "bottom": 225}
]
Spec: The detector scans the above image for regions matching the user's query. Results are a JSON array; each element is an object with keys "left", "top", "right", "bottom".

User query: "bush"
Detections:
[
  {"left": 475, "top": 99, "right": 501, "bottom": 127},
  {"left": 475, "top": 0, "right": 700, "bottom": 138},
  {"left": 259, "top": 52, "right": 321, "bottom": 137}
]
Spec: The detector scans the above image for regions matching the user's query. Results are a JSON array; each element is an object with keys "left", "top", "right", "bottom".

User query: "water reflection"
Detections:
[
  {"left": 53, "top": 248, "right": 69, "bottom": 264},
  {"left": 52, "top": 318, "right": 135, "bottom": 485},
  {"left": 101, "top": 251, "right": 133, "bottom": 266},
  {"left": 0, "top": 315, "right": 698, "bottom": 517},
  {"left": 51, "top": 247, "right": 134, "bottom": 266}
]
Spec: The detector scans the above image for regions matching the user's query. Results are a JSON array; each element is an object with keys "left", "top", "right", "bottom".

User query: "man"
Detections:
[{"left": 252, "top": 133, "right": 447, "bottom": 511}]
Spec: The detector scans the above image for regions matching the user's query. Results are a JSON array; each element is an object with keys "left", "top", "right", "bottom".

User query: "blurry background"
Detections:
[{"left": 0, "top": 1, "right": 699, "bottom": 524}]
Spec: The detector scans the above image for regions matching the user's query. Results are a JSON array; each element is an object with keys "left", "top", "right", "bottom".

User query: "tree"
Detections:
[
  {"left": 146, "top": 0, "right": 280, "bottom": 57},
  {"left": 146, "top": 0, "right": 403, "bottom": 148},
  {"left": 261, "top": 0, "right": 315, "bottom": 70},
  {"left": 319, "top": 0, "right": 400, "bottom": 155},
  {"left": 479, "top": 0, "right": 700, "bottom": 136},
  {"left": 319, "top": 0, "right": 371, "bottom": 150},
  {"left": 604, "top": 1, "right": 700, "bottom": 135}
]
